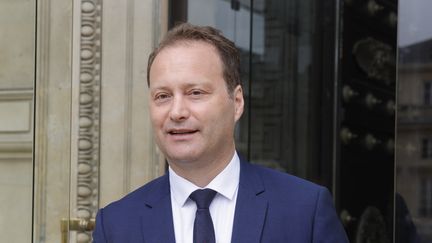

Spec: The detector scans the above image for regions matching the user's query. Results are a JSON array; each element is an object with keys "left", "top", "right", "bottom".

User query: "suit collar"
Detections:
[
  {"left": 140, "top": 173, "right": 176, "bottom": 242},
  {"left": 139, "top": 157, "right": 268, "bottom": 243},
  {"left": 231, "top": 158, "right": 268, "bottom": 243},
  {"left": 168, "top": 152, "right": 241, "bottom": 206}
]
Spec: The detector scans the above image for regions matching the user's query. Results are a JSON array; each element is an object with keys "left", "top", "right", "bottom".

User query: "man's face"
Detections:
[{"left": 148, "top": 41, "right": 244, "bottom": 166}]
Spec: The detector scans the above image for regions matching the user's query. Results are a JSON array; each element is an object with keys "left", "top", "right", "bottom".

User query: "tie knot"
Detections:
[{"left": 189, "top": 189, "right": 217, "bottom": 209}]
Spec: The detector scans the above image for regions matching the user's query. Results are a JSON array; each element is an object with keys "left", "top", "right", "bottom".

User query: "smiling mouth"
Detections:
[{"left": 168, "top": 130, "right": 198, "bottom": 135}]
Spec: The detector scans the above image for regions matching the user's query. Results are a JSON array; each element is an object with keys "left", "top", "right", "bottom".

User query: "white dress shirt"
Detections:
[{"left": 169, "top": 152, "right": 240, "bottom": 243}]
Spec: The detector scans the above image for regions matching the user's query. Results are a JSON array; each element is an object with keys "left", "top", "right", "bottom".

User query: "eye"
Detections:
[
  {"left": 188, "top": 89, "right": 206, "bottom": 98},
  {"left": 191, "top": 90, "right": 203, "bottom": 96},
  {"left": 154, "top": 92, "right": 171, "bottom": 103}
]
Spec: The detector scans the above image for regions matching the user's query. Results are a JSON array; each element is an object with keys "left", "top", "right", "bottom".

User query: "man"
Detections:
[{"left": 93, "top": 23, "right": 349, "bottom": 243}]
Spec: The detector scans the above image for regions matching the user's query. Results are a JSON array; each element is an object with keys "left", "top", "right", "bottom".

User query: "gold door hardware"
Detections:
[
  {"left": 61, "top": 218, "right": 95, "bottom": 243},
  {"left": 340, "top": 209, "right": 356, "bottom": 227}
]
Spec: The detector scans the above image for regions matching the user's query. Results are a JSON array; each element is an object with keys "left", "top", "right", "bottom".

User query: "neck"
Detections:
[{"left": 168, "top": 149, "right": 235, "bottom": 188}]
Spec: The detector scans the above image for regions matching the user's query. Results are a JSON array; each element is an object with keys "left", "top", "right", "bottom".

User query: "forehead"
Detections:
[
  {"left": 157, "top": 40, "right": 220, "bottom": 62},
  {"left": 149, "top": 41, "right": 224, "bottom": 82}
]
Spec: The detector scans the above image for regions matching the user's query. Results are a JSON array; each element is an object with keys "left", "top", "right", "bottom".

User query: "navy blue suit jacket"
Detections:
[{"left": 93, "top": 159, "right": 349, "bottom": 242}]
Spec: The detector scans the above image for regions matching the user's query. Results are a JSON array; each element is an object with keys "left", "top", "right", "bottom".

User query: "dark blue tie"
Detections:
[{"left": 189, "top": 189, "right": 217, "bottom": 243}]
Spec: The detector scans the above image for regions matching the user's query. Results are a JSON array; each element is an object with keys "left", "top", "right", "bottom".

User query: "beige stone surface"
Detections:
[
  {"left": 0, "top": 0, "right": 168, "bottom": 241},
  {"left": 33, "top": 0, "right": 73, "bottom": 242},
  {"left": 33, "top": 0, "right": 167, "bottom": 242},
  {"left": 0, "top": 1, "right": 35, "bottom": 243},
  {"left": 99, "top": 0, "right": 167, "bottom": 207},
  {"left": 0, "top": 0, "right": 35, "bottom": 89},
  {"left": 0, "top": 0, "right": 169, "bottom": 242},
  {"left": 0, "top": 101, "right": 31, "bottom": 132},
  {"left": 0, "top": 159, "right": 32, "bottom": 243}
]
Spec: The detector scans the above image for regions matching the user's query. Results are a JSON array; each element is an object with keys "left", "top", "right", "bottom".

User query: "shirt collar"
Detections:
[{"left": 169, "top": 151, "right": 240, "bottom": 207}]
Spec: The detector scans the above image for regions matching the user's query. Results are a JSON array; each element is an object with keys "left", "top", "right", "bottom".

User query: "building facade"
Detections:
[{"left": 397, "top": 39, "right": 432, "bottom": 242}]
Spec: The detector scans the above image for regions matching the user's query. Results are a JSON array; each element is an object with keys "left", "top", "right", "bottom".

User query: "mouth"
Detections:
[{"left": 167, "top": 129, "right": 198, "bottom": 136}]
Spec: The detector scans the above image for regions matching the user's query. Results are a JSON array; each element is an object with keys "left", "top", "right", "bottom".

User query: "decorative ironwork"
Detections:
[{"left": 352, "top": 37, "right": 396, "bottom": 85}]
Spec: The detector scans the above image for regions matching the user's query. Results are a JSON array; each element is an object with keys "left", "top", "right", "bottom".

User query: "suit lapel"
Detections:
[
  {"left": 140, "top": 174, "right": 176, "bottom": 243},
  {"left": 231, "top": 159, "right": 268, "bottom": 243}
]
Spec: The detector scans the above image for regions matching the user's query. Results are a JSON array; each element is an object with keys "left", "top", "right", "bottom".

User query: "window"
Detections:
[
  {"left": 421, "top": 138, "right": 432, "bottom": 159},
  {"left": 423, "top": 81, "right": 432, "bottom": 105},
  {"left": 171, "top": 0, "right": 336, "bottom": 186},
  {"left": 419, "top": 178, "right": 432, "bottom": 217}
]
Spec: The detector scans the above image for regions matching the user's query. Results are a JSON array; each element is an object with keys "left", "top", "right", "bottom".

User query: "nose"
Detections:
[{"left": 169, "top": 96, "right": 190, "bottom": 122}]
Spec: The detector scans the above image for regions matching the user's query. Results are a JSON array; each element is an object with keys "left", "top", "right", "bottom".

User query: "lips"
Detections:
[{"left": 167, "top": 129, "right": 198, "bottom": 135}]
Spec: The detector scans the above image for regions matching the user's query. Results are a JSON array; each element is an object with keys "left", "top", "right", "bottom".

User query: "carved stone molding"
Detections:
[{"left": 76, "top": 0, "right": 102, "bottom": 242}]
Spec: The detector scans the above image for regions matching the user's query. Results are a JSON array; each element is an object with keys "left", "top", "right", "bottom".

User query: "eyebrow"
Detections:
[{"left": 150, "top": 81, "right": 212, "bottom": 91}]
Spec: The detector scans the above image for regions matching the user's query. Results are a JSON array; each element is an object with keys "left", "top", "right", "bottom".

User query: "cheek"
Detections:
[
  {"left": 148, "top": 110, "right": 157, "bottom": 125},
  {"left": 149, "top": 106, "right": 166, "bottom": 124},
  {"left": 195, "top": 103, "right": 228, "bottom": 120},
  {"left": 149, "top": 114, "right": 165, "bottom": 133},
  {"left": 204, "top": 105, "right": 235, "bottom": 130}
]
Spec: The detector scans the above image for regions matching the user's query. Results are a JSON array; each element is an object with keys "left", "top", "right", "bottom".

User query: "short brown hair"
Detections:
[{"left": 147, "top": 23, "right": 241, "bottom": 94}]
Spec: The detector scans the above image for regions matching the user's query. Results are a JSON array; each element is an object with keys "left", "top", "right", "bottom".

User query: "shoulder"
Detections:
[
  {"left": 241, "top": 160, "right": 328, "bottom": 202},
  {"left": 242, "top": 162, "right": 349, "bottom": 242},
  {"left": 102, "top": 173, "right": 169, "bottom": 213},
  {"left": 244, "top": 160, "right": 325, "bottom": 189},
  {"left": 93, "top": 174, "right": 170, "bottom": 241},
  {"left": 267, "top": 166, "right": 320, "bottom": 190},
  {"left": 241, "top": 161, "right": 341, "bottom": 224}
]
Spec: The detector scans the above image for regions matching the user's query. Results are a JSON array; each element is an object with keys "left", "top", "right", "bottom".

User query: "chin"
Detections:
[
  {"left": 166, "top": 151, "right": 200, "bottom": 164},
  {"left": 163, "top": 143, "right": 202, "bottom": 159}
]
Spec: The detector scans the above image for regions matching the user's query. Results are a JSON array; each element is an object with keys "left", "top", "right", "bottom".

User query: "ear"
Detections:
[{"left": 233, "top": 85, "right": 244, "bottom": 122}]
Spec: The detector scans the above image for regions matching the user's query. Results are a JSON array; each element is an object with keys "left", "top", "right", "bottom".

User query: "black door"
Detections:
[{"left": 337, "top": 0, "right": 397, "bottom": 242}]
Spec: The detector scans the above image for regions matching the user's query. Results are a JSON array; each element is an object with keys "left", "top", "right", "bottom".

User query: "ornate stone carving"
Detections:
[{"left": 76, "top": 0, "right": 102, "bottom": 242}]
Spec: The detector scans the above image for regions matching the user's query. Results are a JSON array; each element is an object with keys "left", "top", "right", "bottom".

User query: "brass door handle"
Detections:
[
  {"left": 340, "top": 209, "right": 356, "bottom": 227},
  {"left": 61, "top": 218, "right": 95, "bottom": 243}
]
